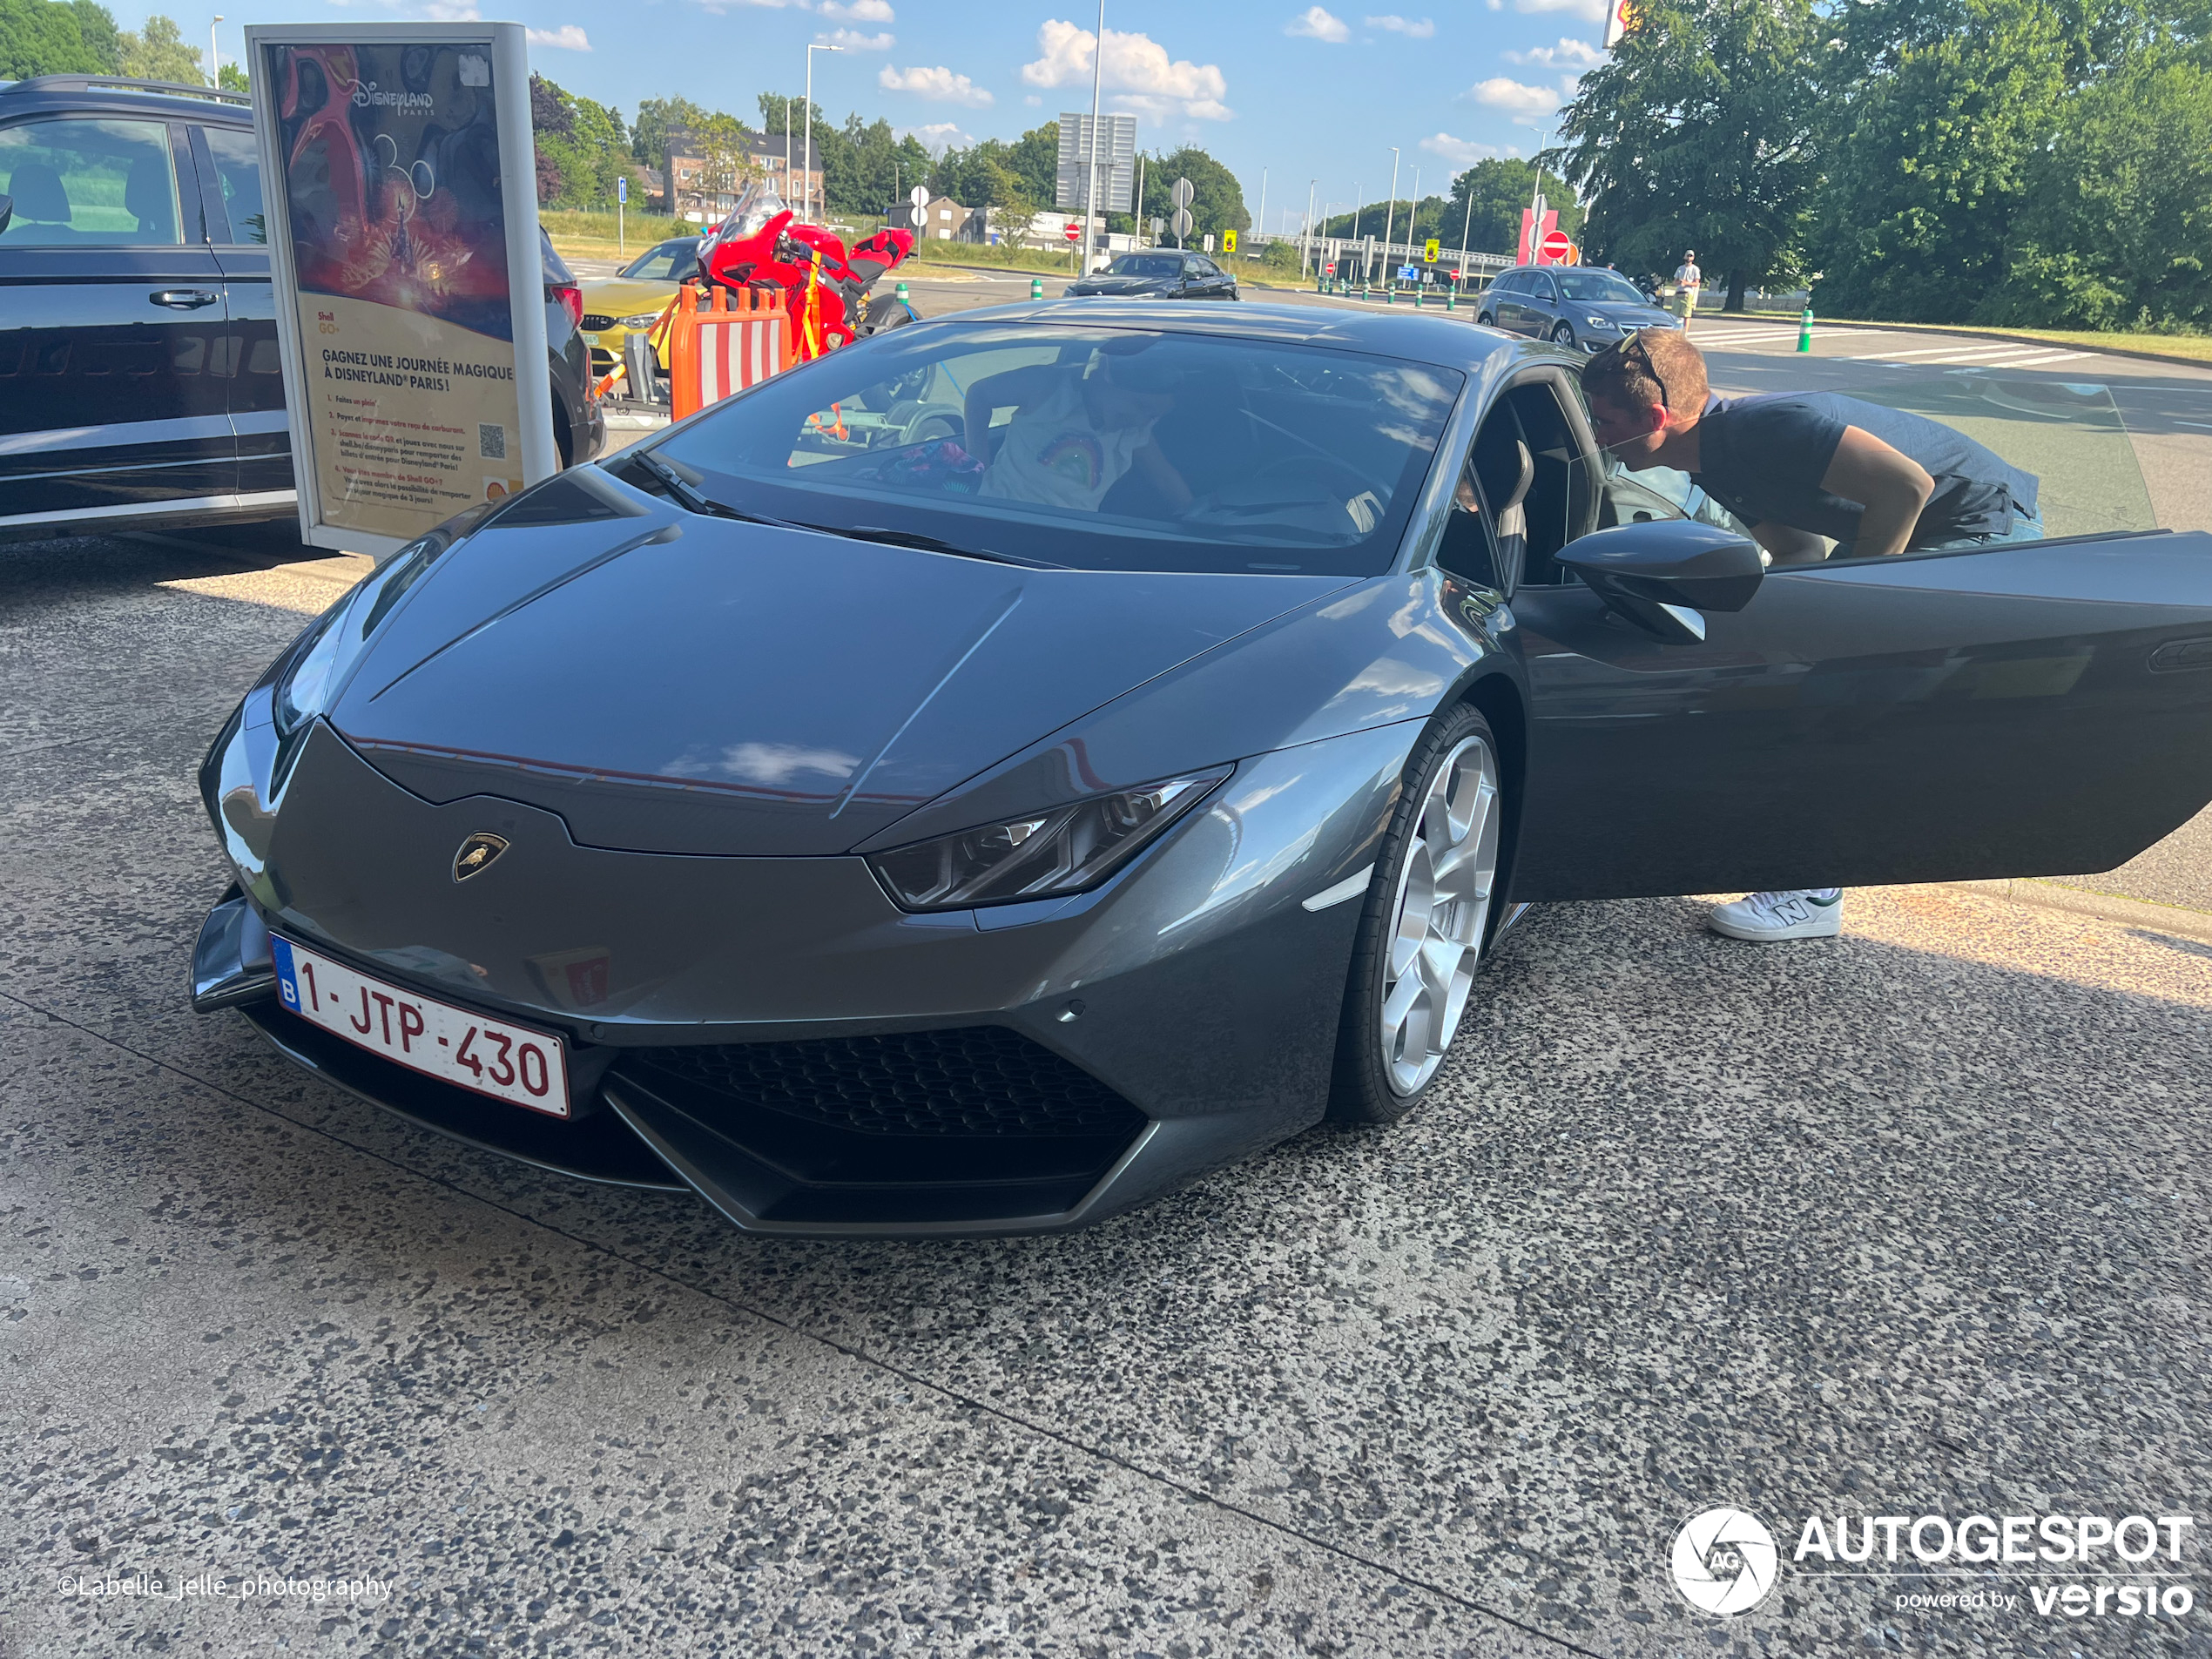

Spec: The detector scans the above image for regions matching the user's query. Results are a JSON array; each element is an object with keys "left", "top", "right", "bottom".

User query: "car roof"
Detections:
[
  {"left": 0, "top": 75, "right": 252, "bottom": 123},
  {"left": 922, "top": 300, "right": 1528, "bottom": 375}
]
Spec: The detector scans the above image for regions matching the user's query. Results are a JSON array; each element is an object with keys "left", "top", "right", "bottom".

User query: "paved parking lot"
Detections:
[{"left": 5, "top": 517, "right": 2210, "bottom": 1657}]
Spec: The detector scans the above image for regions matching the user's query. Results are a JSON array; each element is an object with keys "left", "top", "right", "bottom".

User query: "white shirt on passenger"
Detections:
[{"left": 979, "top": 378, "right": 1157, "bottom": 512}]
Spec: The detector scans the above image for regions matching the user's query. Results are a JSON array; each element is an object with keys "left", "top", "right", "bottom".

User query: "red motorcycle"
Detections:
[{"left": 698, "top": 179, "right": 918, "bottom": 361}]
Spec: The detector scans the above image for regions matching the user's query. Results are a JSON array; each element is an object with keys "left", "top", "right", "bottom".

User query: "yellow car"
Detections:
[{"left": 578, "top": 235, "right": 701, "bottom": 386}]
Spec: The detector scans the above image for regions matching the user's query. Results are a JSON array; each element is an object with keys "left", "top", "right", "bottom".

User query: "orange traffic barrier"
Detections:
[{"left": 667, "top": 285, "right": 791, "bottom": 420}]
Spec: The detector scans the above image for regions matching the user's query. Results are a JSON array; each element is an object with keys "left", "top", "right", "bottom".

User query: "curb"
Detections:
[
  {"left": 1950, "top": 878, "right": 2212, "bottom": 945},
  {"left": 1694, "top": 315, "right": 2212, "bottom": 374}
]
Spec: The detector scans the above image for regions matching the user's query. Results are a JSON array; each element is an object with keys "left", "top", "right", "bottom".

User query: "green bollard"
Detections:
[
  {"left": 1797, "top": 307, "right": 1814, "bottom": 352},
  {"left": 1386, "top": 284, "right": 1396, "bottom": 305},
  {"left": 1446, "top": 287, "right": 1456, "bottom": 312},
  {"left": 1031, "top": 277, "right": 1044, "bottom": 300},
  {"left": 894, "top": 281, "right": 909, "bottom": 305},
  {"left": 1414, "top": 286, "right": 1425, "bottom": 308}
]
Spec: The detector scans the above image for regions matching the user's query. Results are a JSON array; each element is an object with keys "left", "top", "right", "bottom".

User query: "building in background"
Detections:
[{"left": 890, "top": 195, "right": 984, "bottom": 244}]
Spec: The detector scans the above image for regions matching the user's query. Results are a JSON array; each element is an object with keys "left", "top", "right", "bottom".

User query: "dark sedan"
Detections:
[
  {"left": 1065, "top": 250, "right": 1238, "bottom": 300},
  {"left": 192, "top": 305, "right": 2212, "bottom": 1236},
  {"left": 1478, "top": 265, "right": 1677, "bottom": 351}
]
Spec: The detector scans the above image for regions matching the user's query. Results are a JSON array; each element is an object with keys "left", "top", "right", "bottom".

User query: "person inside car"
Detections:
[
  {"left": 1577, "top": 327, "right": 2044, "bottom": 943},
  {"left": 971, "top": 346, "right": 1194, "bottom": 514}
]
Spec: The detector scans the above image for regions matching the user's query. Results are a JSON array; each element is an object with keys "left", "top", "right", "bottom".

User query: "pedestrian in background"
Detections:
[{"left": 1671, "top": 249, "right": 1702, "bottom": 328}]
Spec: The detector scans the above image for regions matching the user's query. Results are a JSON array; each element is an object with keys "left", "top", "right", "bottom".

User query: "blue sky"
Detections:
[{"left": 156, "top": 0, "right": 1609, "bottom": 231}]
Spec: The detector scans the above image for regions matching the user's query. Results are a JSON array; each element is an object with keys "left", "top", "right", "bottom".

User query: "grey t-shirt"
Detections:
[{"left": 1690, "top": 393, "right": 2040, "bottom": 547}]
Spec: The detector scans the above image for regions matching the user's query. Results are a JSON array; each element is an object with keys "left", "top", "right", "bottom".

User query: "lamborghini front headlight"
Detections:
[{"left": 869, "top": 772, "right": 1228, "bottom": 911}]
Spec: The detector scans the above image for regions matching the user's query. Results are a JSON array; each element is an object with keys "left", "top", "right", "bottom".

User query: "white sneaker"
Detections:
[{"left": 1708, "top": 888, "right": 1844, "bottom": 941}]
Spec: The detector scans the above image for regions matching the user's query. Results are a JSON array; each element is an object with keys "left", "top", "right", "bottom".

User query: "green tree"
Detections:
[
  {"left": 3, "top": 0, "right": 119, "bottom": 76},
  {"left": 632, "top": 96, "right": 712, "bottom": 169},
  {"left": 69, "top": 0, "right": 116, "bottom": 68},
  {"left": 1130, "top": 144, "right": 1247, "bottom": 246},
  {"left": 117, "top": 11, "right": 200, "bottom": 83},
  {"left": 1984, "top": 54, "right": 2212, "bottom": 330},
  {"left": 1, "top": 0, "right": 94, "bottom": 76},
  {"left": 217, "top": 58, "right": 245, "bottom": 92},
  {"left": 531, "top": 72, "right": 635, "bottom": 210},
  {"left": 1554, "top": 0, "right": 1824, "bottom": 307},
  {"left": 1811, "top": 0, "right": 2067, "bottom": 320}
]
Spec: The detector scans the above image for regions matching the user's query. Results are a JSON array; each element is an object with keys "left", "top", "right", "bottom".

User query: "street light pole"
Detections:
[
  {"left": 1301, "top": 178, "right": 1315, "bottom": 276},
  {"left": 208, "top": 14, "right": 222, "bottom": 87},
  {"left": 1380, "top": 146, "right": 1399, "bottom": 290},
  {"left": 1256, "top": 166, "right": 1266, "bottom": 266},
  {"left": 1082, "top": 0, "right": 1104, "bottom": 274},
  {"left": 804, "top": 43, "right": 843, "bottom": 222}
]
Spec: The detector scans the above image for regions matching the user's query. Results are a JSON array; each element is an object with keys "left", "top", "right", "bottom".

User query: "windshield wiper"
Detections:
[
  {"left": 630, "top": 451, "right": 800, "bottom": 529},
  {"left": 793, "top": 523, "right": 1067, "bottom": 570}
]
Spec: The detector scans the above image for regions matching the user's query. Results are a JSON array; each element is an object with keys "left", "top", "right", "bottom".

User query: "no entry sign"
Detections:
[
  {"left": 1540, "top": 228, "right": 1575, "bottom": 264},
  {"left": 1063, "top": 223, "right": 1082, "bottom": 242}
]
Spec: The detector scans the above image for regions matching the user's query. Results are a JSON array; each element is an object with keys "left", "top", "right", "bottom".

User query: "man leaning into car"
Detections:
[{"left": 1578, "top": 327, "right": 2045, "bottom": 945}]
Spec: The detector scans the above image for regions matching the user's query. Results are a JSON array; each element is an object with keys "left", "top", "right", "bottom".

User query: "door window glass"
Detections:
[
  {"left": 199, "top": 125, "right": 265, "bottom": 244},
  {"left": 1528, "top": 273, "right": 1556, "bottom": 301},
  {"left": 0, "top": 119, "right": 181, "bottom": 246}
]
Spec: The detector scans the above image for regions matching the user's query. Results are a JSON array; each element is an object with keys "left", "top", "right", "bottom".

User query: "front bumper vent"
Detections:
[{"left": 626, "top": 1027, "right": 1143, "bottom": 1139}]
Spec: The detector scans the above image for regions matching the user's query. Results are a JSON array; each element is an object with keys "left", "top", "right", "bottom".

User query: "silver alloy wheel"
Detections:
[{"left": 1378, "top": 734, "right": 1501, "bottom": 1096}]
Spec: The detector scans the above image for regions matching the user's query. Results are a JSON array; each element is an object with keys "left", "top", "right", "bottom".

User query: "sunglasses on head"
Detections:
[{"left": 1617, "top": 334, "right": 1669, "bottom": 410}]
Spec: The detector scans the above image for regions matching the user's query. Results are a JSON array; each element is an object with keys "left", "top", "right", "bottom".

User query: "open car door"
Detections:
[{"left": 1499, "top": 373, "right": 2212, "bottom": 901}]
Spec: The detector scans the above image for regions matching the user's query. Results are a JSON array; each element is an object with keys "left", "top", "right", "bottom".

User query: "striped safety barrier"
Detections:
[{"left": 668, "top": 286, "right": 790, "bottom": 421}]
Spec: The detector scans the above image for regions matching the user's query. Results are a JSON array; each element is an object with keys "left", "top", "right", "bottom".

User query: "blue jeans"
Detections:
[{"left": 1833, "top": 504, "right": 2044, "bottom": 560}]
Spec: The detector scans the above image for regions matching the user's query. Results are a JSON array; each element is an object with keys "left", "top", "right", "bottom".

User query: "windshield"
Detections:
[
  {"left": 711, "top": 178, "right": 788, "bottom": 245},
  {"left": 640, "top": 322, "right": 1465, "bottom": 575},
  {"left": 1104, "top": 254, "right": 1183, "bottom": 280},
  {"left": 1554, "top": 270, "right": 1645, "bottom": 304},
  {"left": 619, "top": 239, "right": 699, "bottom": 280}
]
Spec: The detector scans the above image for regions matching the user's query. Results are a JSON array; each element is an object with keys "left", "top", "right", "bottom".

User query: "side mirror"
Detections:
[
  {"left": 0, "top": 194, "right": 12, "bottom": 235},
  {"left": 1554, "top": 518, "right": 1764, "bottom": 644}
]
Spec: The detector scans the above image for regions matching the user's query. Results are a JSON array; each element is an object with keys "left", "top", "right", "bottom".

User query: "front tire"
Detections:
[
  {"left": 1477, "top": 311, "right": 1495, "bottom": 327},
  {"left": 1327, "top": 705, "right": 1505, "bottom": 1124},
  {"left": 1550, "top": 321, "right": 1577, "bottom": 349}
]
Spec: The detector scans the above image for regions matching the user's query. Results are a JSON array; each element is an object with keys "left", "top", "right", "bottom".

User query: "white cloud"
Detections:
[
  {"left": 894, "top": 121, "right": 970, "bottom": 153},
  {"left": 1023, "top": 93, "right": 1042, "bottom": 105},
  {"left": 1470, "top": 75, "right": 1563, "bottom": 118},
  {"left": 1505, "top": 35, "right": 1603, "bottom": 66},
  {"left": 819, "top": 0, "right": 893, "bottom": 16},
  {"left": 819, "top": 27, "right": 893, "bottom": 48},
  {"left": 1515, "top": 0, "right": 1608, "bottom": 21},
  {"left": 1419, "top": 132, "right": 1504, "bottom": 166},
  {"left": 526, "top": 24, "right": 590, "bottom": 49},
  {"left": 1365, "top": 13, "right": 1436, "bottom": 35},
  {"left": 878, "top": 64, "right": 994, "bottom": 106},
  {"left": 1022, "top": 20, "right": 1231, "bottom": 122},
  {"left": 1285, "top": 5, "right": 1350, "bottom": 40}
]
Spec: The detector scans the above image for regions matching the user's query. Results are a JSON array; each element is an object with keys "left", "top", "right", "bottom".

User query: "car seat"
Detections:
[{"left": 6, "top": 162, "right": 72, "bottom": 230}]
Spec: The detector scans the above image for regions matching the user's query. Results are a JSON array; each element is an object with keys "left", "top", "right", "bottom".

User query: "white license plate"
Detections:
[{"left": 271, "top": 934, "right": 570, "bottom": 1117}]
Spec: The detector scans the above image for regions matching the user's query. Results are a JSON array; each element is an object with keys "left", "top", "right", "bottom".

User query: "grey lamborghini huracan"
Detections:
[{"left": 193, "top": 304, "right": 2212, "bottom": 1235}]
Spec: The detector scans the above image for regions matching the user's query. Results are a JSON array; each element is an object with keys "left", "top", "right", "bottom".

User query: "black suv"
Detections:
[{"left": 0, "top": 75, "right": 603, "bottom": 540}]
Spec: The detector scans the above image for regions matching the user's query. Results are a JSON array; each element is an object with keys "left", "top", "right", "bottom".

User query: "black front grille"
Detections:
[
  {"left": 629, "top": 1028, "right": 1142, "bottom": 1139},
  {"left": 580, "top": 313, "right": 618, "bottom": 331}
]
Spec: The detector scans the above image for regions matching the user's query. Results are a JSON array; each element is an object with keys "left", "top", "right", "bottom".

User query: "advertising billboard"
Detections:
[{"left": 244, "top": 22, "right": 555, "bottom": 556}]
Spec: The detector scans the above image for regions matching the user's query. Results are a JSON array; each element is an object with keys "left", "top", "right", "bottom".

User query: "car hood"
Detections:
[
  {"left": 578, "top": 276, "right": 681, "bottom": 320},
  {"left": 1581, "top": 300, "right": 1676, "bottom": 328},
  {"left": 327, "top": 469, "right": 1353, "bottom": 857}
]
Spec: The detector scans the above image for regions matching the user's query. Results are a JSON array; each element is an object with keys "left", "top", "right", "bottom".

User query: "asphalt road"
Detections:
[{"left": 4, "top": 498, "right": 2211, "bottom": 1652}]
